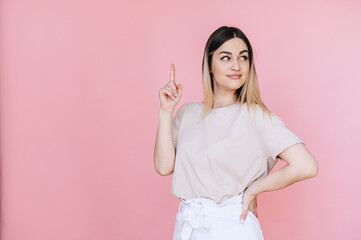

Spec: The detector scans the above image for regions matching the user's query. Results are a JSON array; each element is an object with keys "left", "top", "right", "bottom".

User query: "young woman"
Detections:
[{"left": 154, "top": 26, "right": 318, "bottom": 240}]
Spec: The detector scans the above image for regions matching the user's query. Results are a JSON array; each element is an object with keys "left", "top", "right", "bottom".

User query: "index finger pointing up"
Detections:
[{"left": 169, "top": 63, "right": 175, "bottom": 84}]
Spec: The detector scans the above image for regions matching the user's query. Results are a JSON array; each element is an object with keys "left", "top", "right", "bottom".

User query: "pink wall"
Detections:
[{"left": 1, "top": 0, "right": 360, "bottom": 239}]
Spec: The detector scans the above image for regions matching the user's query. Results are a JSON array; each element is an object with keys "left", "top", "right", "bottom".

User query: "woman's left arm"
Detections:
[
  {"left": 239, "top": 142, "right": 318, "bottom": 222},
  {"left": 251, "top": 142, "right": 318, "bottom": 194}
]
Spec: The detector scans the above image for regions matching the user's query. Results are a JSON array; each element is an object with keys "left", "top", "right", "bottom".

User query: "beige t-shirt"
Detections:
[{"left": 171, "top": 101, "right": 304, "bottom": 204}]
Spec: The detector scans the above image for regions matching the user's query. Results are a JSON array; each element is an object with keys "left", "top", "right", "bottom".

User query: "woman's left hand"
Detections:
[{"left": 240, "top": 185, "right": 258, "bottom": 223}]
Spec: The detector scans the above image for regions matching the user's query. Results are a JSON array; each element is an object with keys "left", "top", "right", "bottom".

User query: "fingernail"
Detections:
[{"left": 240, "top": 218, "right": 245, "bottom": 224}]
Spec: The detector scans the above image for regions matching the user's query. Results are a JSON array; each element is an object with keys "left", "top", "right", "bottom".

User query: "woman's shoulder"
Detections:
[{"left": 245, "top": 103, "right": 278, "bottom": 123}]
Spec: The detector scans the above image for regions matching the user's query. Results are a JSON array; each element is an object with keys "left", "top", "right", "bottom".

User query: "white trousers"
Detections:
[{"left": 173, "top": 192, "right": 264, "bottom": 240}]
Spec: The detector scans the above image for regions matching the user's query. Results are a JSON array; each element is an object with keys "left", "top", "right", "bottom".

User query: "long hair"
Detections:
[{"left": 200, "top": 26, "right": 271, "bottom": 120}]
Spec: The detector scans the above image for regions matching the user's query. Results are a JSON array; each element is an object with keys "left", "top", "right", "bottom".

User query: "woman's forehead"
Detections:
[{"left": 216, "top": 38, "right": 248, "bottom": 54}]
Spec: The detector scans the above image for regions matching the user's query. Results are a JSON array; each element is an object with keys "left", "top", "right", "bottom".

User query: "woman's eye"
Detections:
[{"left": 221, "top": 56, "right": 248, "bottom": 61}]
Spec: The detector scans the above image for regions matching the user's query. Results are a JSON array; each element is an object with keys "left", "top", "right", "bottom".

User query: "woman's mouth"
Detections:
[{"left": 227, "top": 74, "right": 242, "bottom": 79}]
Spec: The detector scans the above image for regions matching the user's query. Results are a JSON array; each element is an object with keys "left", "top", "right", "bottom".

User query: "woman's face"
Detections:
[{"left": 210, "top": 38, "right": 250, "bottom": 93}]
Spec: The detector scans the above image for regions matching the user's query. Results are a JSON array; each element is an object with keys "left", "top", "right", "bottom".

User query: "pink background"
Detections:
[{"left": 1, "top": 0, "right": 360, "bottom": 239}]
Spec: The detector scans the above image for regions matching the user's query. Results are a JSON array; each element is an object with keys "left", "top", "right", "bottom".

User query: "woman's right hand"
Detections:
[{"left": 158, "top": 63, "right": 183, "bottom": 112}]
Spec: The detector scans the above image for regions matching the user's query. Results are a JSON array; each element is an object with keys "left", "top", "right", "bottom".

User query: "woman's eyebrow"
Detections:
[{"left": 218, "top": 50, "right": 248, "bottom": 55}]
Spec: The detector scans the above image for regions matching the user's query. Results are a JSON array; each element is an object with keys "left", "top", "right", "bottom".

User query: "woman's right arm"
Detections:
[
  {"left": 154, "top": 63, "right": 183, "bottom": 176},
  {"left": 154, "top": 108, "right": 176, "bottom": 176}
]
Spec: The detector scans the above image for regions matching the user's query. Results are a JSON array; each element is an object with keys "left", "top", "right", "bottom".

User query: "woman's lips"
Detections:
[{"left": 227, "top": 74, "right": 242, "bottom": 79}]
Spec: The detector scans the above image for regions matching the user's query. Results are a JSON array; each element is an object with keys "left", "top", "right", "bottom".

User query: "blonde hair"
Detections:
[{"left": 199, "top": 26, "right": 272, "bottom": 120}]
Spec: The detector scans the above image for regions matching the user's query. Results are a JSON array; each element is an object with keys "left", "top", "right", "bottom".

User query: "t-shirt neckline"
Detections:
[{"left": 202, "top": 101, "right": 241, "bottom": 110}]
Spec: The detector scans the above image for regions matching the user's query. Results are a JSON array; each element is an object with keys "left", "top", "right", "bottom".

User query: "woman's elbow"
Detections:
[
  {"left": 310, "top": 161, "right": 319, "bottom": 177},
  {"left": 303, "top": 158, "right": 319, "bottom": 178},
  {"left": 157, "top": 168, "right": 174, "bottom": 176},
  {"left": 154, "top": 159, "right": 174, "bottom": 176}
]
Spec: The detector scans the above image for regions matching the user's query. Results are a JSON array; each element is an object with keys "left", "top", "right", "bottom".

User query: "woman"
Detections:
[{"left": 154, "top": 26, "right": 318, "bottom": 240}]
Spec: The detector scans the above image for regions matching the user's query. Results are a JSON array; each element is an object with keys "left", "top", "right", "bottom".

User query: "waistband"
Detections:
[
  {"left": 175, "top": 193, "right": 244, "bottom": 240},
  {"left": 179, "top": 192, "right": 244, "bottom": 215}
]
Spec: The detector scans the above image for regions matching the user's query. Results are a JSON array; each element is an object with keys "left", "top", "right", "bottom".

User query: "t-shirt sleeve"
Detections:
[
  {"left": 252, "top": 108, "right": 305, "bottom": 161},
  {"left": 171, "top": 104, "right": 186, "bottom": 148}
]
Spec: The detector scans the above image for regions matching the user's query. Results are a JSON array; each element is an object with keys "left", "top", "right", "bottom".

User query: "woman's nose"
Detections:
[{"left": 231, "top": 60, "right": 241, "bottom": 70}]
